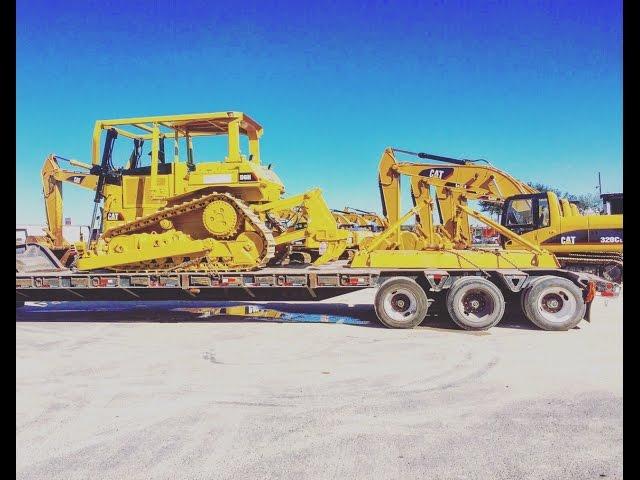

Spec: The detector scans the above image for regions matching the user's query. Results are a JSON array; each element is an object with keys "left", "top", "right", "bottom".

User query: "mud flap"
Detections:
[
  {"left": 581, "top": 280, "right": 597, "bottom": 323},
  {"left": 584, "top": 299, "right": 592, "bottom": 323}
]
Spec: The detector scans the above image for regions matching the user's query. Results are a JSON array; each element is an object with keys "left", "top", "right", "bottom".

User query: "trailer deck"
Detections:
[
  {"left": 17, "top": 242, "right": 621, "bottom": 330},
  {"left": 16, "top": 261, "right": 381, "bottom": 302},
  {"left": 17, "top": 264, "right": 620, "bottom": 301}
]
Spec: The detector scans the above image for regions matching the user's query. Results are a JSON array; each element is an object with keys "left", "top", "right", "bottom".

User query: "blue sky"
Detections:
[{"left": 17, "top": 0, "right": 622, "bottom": 225}]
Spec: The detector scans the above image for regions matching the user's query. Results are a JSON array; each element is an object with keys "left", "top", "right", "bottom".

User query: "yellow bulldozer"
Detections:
[
  {"left": 375, "top": 148, "right": 623, "bottom": 282},
  {"left": 40, "top": 111, "right": 349, "bottom": 271}
]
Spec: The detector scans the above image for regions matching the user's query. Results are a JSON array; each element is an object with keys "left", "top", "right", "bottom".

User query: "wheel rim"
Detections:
[
  {"left": 458, "top": 288, "right": 496, "bottom": 325},
  {"left": 382, "top": 288, "right": 418, "bottom": 322},
  {"left": 536, "top": 286, "right": 578, "bottom": 324}
]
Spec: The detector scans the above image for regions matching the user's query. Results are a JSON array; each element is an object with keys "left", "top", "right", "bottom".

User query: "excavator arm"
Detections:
[
  {"left": 378, "top": 147, "right": 537, "bottom": 248},
  {"left": 41, "top": 154, "right": 99, "bottom": 248}
]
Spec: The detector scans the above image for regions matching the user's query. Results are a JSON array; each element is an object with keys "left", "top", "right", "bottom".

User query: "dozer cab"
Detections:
[{"left": 40, "top": 112, "right": 348, "bottom": 271}]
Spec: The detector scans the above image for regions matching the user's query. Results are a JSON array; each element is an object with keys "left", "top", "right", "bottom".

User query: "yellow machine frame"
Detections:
[
  {"left": 350, "top": 148, "right": 559, "bottom": 269},
  {"left": 374, "top": 147, "right": 622, "bottom": 259},
  {"left": 41, "top": 112, "right": 348, "bottom": 271}
]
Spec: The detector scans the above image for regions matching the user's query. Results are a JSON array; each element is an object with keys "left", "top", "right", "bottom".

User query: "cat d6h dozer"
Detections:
[{"left": 40, "top": 112, "right": 349, "bottom": 271}]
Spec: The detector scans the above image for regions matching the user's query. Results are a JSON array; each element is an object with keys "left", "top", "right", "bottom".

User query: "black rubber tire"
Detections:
[
  {"left": 520, "top": 276, "right": 546, "bottom": 315},
  {"left": 446, "top": 277, "right": 506, "bottom": 331},
  {"left": 522, "top": 276, "right": 586, "bottom": 331},
  {"left": 374, "top": 277, "right": 429, "bottom": 329}
]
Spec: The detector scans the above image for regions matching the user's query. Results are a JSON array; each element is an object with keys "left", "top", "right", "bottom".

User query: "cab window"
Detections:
[
  {"left": 538, "top": 198, "right": 550, "bottom": 228},
  {"left": 504, "top": 199, "right": 533, "bottom": 227}
]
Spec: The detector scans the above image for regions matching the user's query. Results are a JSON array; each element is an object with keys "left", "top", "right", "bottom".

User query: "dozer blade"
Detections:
[{"left": 256, "top": 188, "right": 350, "bottom": 266}]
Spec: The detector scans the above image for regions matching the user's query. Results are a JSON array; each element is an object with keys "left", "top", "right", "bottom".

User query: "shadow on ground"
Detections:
[{"left": 15, "top": 300, "right": 541, "bottom": 331}]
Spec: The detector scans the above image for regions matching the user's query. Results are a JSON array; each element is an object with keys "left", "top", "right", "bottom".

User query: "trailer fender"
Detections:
[
  {"left": 492, "top": 269, "right": 529, "bottom": 293},
  {"left": 421, "top": 270, "right": 452, "bottom": 292}
]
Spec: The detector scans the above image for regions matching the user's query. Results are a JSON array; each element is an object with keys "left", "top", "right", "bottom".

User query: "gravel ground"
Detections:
[{"left": 16, "top": 290, "right": 623, "bottom": 480}]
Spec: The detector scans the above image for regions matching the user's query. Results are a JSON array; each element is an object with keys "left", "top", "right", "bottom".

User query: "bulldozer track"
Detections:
[{"left": 102, "top": 192, "right": 276, "bottom": 272}]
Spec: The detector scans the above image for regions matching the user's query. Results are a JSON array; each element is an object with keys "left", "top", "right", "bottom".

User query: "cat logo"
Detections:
[
  {"left": 560, "top": 236, "right": 576, "bottom": 244},
  {"left": 426, "top": 169, "right": 445, "bottom": 179},
  {"left": 71, "top": 176, "right": 82, "bottom": 184},
  {"left": 106, "top": 212, "right": 121, "bottom": 221},
  {"left": 419, "top": 167, "right": 453, "bottom": 180}
]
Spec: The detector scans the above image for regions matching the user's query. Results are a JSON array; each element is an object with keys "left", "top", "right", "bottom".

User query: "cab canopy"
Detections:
[{"left": 91, "top": 112, "right": 263, "bottom": 165}]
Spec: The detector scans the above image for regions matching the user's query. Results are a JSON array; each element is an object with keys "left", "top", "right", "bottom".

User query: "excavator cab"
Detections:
[{"left": 501, "top": 193, "right": 551, "bottom": 235}]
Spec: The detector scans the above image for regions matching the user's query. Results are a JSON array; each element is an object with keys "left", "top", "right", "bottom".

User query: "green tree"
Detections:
[
  {"left": 478, "top": 182, "right": 602, "bottom": 217},
  {"left": 569, "top": 193, "right": 602, "bottom": 214}
]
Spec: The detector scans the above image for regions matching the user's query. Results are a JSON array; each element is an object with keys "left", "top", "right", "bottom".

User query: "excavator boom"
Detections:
[
  {"left": 378, "top": 147, "right": 536, "bottom": 248},
  {"left": 376, "top": 147, "right": 622, "bottom": 283}
]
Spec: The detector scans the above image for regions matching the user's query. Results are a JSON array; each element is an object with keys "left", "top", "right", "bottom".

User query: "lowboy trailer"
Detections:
[{"left": 16, "top": 244, "right": 620, "bottom": 331}]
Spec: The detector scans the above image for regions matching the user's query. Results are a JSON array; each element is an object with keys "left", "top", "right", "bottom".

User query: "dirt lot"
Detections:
[{"left": 16, "top": 291, "right": 622, "bottom": 480}]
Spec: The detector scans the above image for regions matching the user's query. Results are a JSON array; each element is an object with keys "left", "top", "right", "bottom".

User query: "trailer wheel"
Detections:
[
  {"left": 374, "top": 277, "right": 429, "bottom": 329},
  {"left": 520, "top": 276, "right": 545, "bottom": 314},
  {"left": 446, "top": 277, "right": 505, "bottom": 330},
  {"left": 522, "top": 276, "right": 586, "bottom": 331}
]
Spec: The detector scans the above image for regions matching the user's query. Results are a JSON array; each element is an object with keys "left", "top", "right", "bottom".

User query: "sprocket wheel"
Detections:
[{"left": 202, "top": 199, "right": 243, "bottom": 239}]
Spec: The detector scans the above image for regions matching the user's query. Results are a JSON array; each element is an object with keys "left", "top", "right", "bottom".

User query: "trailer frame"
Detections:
[{"left": 17, "top": 243, "right": 620, "bottom": 330}]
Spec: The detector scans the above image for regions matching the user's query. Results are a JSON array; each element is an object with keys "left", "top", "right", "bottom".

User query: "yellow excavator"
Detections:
[
  {"left": 375, "top": 148, "right": 623, "bottom": 282},
  {"left": 40, "top": 112, "right": 349, "bottom": 271}
]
